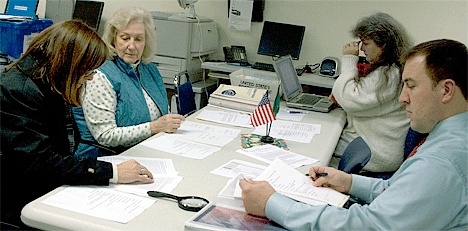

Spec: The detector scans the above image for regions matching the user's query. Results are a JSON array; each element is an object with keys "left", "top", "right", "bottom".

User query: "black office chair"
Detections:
[
  {"left": 359, "top": 127, "right": 428, "bottom": 180},
  {"left": 338, "top": 136, "right": 371, "bottom": 174},
  {"left": 173, "top": 71, "right": 197, "bottom": 116}
]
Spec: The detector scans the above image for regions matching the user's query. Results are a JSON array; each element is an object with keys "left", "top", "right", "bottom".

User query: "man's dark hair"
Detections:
[{"left": 401, "top": 39, "right": 467, "bottom": 99}]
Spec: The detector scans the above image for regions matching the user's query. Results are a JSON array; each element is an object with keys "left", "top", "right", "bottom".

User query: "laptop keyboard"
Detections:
[{"left": 296, "top": 94, "right": 321, "bottom": 105}]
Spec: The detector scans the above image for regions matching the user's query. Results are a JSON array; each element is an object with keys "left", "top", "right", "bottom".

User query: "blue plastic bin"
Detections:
[{"left": 0, "top": 19, "right": 53, "bottom": 59}]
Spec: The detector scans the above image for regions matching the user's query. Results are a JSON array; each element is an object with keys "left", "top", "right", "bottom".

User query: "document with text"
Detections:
[
  {"left": 196, "top": 109, "right": 252, "bottom": 128},
  {"left": 236, "top": 144, "right": 318, "bottom": 168},
  {"left": 210, "top": 159, "right": 267, "bottom": 178},
  {"left": 98, "top": 156, "right": 183, "bottom": 196},
  {"left": 243, "top": 159, "right": 349, "bottom": 207},
  {"left": 252, "top": 119, "right": 321, "bottom": 143},
  {"left": 42, "top": 186, "right": 155, "bottom": 224},
  {"left": 140, "top": 121, "right": 240, "bottom": 159}
]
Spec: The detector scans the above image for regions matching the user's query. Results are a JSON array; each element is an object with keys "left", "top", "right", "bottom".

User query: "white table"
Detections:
[{"left": 21, "top": 105, "right": 346, "bottom": 230}]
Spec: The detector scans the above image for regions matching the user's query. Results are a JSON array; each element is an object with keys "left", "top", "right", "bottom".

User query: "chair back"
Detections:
[
  {"left": 173, "top": 71, "right": 196, "bottom": 116},
  {"left": 338, "top": 136, "right": 371, "bottom": 174}
]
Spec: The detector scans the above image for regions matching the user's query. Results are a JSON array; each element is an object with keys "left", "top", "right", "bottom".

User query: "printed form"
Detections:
[{"left": 141, "top": 121, "right": 241, "bottom": 159}]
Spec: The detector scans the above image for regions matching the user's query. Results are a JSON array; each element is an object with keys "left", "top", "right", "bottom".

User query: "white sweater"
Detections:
[{"left": 332, "top": 55, "right": 409, "bottom": 172}]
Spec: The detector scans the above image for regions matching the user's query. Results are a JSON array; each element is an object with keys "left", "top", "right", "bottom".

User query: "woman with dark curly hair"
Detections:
[{"left": 330, "top": 12, "right": 414, "bottom": 176}]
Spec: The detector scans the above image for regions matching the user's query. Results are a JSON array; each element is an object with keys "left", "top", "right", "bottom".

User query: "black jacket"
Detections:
[{"left": 0, "top": 55, "right": 113, "bottom": 226}]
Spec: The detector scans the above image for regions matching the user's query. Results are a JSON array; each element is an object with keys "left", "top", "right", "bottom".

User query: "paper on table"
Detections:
[
  {"left": 141, "top": 121, "right": 240, "bottom": 159},
  {"left": 175, "top": 121, "right": 241, "bottom": 146},
  {"left": 236, "top": 144, "right": 318, "bottom": 168},
  {"left": 42, "top": 186, "right": 155, "bottom": 224},
  {"left": 251, "top": 158, "right": 349, "bottom": 207},
  {"left": 99, "top": 156, "right": 179, "bottom": 176},
  {"left": 252, "top": 120, "right": 321, "bottom": 143},
  {"left": 276, "top": 108, "right": 307, "bottom": 121},
  {"left": 210, "top": 159, "right": 267, "bottom": 178},
  {"left": 141, "top": 135, "right": 221, "bottom": 159},
  {"left": 98, "top": 156, "right": 183, "bottom": 196},
  {"left": 196, "top": 109, "right": 252, "bottom": 128}
]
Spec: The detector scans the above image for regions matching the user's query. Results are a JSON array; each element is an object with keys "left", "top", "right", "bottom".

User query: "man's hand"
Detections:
[
  {"left": 308, "top": 166, "right": 352, "bottom": 193},
  {"left": 117, "top": 159, "right": 154, "bottom": 184},
  {"left": 239, "top": 179, "right": 275, "bottom": 217}
]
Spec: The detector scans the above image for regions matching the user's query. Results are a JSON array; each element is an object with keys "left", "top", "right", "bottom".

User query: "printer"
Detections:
[{"left": 151, "top": 11, "right": 219, "bottom": 85}]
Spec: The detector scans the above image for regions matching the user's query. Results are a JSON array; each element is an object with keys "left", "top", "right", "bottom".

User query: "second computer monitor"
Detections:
[
  {"left": 257, "top": 21, "right": 306, "bottom": 60},
  {"left": 72, "top": 0, "right": 104, "bottom": 31}
]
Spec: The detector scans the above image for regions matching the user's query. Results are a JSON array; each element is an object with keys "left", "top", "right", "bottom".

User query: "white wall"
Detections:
[{"left": 2, "top": 0, "right": 467, "bottom": 67}]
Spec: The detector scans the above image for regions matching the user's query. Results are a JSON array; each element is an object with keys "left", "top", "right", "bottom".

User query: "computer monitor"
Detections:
[
  {"left": 72, "top": 0, "right": 104, "bottom": 31},
  {"left": 257, "top": 21, "right": 306, "bottom": 60}
]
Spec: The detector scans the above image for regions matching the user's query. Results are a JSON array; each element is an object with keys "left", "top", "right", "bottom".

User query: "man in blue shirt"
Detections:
[{"left": 239, "top": 39, "right": 467, "bottom": 230}]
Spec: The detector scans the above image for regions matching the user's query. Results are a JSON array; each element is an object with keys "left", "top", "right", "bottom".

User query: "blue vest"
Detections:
[{"left": 73, "top": 57, "right": 168, "bottom": 158}]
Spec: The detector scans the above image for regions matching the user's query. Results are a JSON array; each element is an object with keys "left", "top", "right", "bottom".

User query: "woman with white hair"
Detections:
[{"left": 73, "top": 7, "right": 185, "bottom": 158}]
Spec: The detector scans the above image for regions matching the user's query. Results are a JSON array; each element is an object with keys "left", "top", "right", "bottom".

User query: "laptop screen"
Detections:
[{"left": 273, "top": 55, "right": 302, "bottom": 100}]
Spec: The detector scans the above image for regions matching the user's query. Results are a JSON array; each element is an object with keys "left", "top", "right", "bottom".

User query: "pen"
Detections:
[
  {"left": 305, "top": 173, "right": 328, "bottom": 177},
  {"left": 287, "top": 109, "right": 309, "bottom": 114}
]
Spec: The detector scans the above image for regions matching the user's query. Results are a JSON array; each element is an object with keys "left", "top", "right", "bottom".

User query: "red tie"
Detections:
[{"left": 406, "top": 137, "right": 427, "bottom": 159}]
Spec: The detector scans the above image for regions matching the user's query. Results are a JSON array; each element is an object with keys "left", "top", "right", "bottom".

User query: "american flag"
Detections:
[{"left": 250, "top": 92, "right": 276, "bottom": 127}]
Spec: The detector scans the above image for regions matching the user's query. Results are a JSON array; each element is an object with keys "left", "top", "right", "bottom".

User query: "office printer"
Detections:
[{"left": 151, "top": 11, "right": 219, "bottom": 84}]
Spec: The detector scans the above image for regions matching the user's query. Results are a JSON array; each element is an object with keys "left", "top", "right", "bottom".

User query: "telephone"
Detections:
[{"left": 223, "top": 46, "right": 249, "bottom": 66}]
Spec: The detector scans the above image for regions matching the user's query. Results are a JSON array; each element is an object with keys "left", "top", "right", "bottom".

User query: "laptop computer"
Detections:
[{"left": 273, "top": 55, "right": 334, "bottom": 113}]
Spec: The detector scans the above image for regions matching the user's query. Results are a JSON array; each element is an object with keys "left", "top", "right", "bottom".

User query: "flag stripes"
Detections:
[{"left": 250, "top": 93, "right": 276, "bottom": 127}]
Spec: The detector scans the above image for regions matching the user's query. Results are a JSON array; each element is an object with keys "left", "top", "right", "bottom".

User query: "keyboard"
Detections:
[
  {"left": 252, "top": 62, "right": 275, "bottom": 72},
  {"left": 252, "top": 61, "right": 305, "bottom": 76},
  {"left": 296, "top": 94, "right": 321, "bottom": 105}
]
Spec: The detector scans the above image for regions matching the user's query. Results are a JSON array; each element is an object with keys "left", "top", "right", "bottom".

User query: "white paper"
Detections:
[
  {"left": 99, "top": 156, "right": 179, "bottom": 176},
  {"left": 210, "top": 159, "right": 267, "bottom": 178},
  {"left": 236, "top": 144, "right": 318, "bottom": 168},
  {"left": 141, "top": 121, "right": 240, "bottom": 159},
  {"left": 253, "top": 159, "right": 349, "bottom": 207},
  {"left": 98, "top": 156, "right": 183, "bottom": 196},
  {"left": 141, "top": 135, "right": 221, "bottom": 159},
  {"left": 276, "top": 108, "right": 307, "bottom": 122},
  {"left": 172, "top": 121, "right": 241, "bottom": 147},
  {"left": 228, "top": 0, "right": 253, "bottom": 31},
  {"left": 253, "top": 120, "right": 321, "bottom": 143},
  {"left": 42, "top": 186, "right": 155, "bottom": 224},
  {"left": 196, "top": 109, "right": 252, "bottom": 128}
]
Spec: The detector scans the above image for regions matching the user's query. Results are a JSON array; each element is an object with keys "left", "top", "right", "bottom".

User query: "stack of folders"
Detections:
[{"left": 208, "top": 84, "right": 267, "bottom": 113}]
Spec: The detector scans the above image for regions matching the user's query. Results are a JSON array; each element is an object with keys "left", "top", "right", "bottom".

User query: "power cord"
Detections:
[{"left": 296, "top": 62, "right": 320, "bottom": 75}]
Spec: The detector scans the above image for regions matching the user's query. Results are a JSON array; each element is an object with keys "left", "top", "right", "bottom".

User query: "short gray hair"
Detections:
[{"left": 102, "top": 7, "right": 156, "bottom": 64}]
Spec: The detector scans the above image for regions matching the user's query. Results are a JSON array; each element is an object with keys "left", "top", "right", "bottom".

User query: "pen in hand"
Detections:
[{"left": 305, "top": 173, "right": 328, "bottom": 177}]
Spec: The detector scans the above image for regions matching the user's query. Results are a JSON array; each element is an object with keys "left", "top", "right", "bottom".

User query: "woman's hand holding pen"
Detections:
[
  {"left": 150, "top": 114, "right": 185, "bottom": 134},
  {"left": 308, "top": 166, "right": 352, "bottom": 194}
]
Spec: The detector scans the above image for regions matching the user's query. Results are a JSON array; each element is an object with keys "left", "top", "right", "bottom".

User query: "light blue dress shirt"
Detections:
[{"left": 266, "top": 112, "right": 467, "bottom": 230}]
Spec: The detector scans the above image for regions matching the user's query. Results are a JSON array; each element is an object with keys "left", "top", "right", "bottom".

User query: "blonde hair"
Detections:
[{"left": 102, "top": 7, "right": 157, "bottom": 64}]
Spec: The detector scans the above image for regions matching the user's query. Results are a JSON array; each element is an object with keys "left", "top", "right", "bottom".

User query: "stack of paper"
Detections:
[
  {"left": 233, "top": 159, "right": 349, "bottom": 207},
  {"left": 208, "top": 84, "right": 267, "bottom": 113}
]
